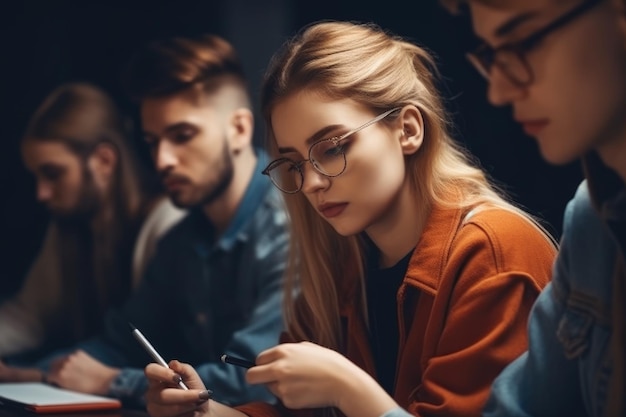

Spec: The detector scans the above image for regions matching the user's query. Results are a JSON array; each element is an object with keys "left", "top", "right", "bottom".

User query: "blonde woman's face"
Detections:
[
  {"left": 469, "top": 0, "right": 626, "bottom": 166},
  {"left": 271, "top": 92, "right": 409, "bottom": 237}
]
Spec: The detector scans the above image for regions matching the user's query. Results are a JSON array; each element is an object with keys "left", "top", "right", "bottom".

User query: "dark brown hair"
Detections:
[{"left": 124, "top": 34, "right": 248, "bottom": 101}]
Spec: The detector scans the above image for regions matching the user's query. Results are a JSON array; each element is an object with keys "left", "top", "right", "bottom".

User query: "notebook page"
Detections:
[{"left": 0, "top": 383, "right": 119, "bottom": 406}]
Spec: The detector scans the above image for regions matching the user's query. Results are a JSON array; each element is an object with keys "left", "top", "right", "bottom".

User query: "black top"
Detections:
[{"left": 366, "top": 249, "right": 413, "bottom": 395}]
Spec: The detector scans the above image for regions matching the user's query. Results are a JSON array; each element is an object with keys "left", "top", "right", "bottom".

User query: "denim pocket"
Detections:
[{"left": 556, "top": 308, "right": 594, "bottom": 360}]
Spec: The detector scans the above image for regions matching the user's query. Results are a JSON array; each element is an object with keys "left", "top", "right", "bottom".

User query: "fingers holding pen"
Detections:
[
  {"left": 244, "top": 341, "right": 352, "bottom": 409},
  {"left": 144, "top": 361, "right": 211, "bottom": 417},
  {"left": 145, "top": 361, "right": 206, "bottom": 391}
]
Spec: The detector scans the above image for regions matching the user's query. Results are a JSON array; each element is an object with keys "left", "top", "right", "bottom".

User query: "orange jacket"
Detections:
[{"left": 237, "top": 205, "right": 556, "bottom": 417}]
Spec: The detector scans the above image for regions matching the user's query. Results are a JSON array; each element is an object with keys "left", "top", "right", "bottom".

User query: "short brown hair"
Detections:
[
  {"left": 124, "top": 34, "right": 248, "bottom": 101},
  {"left": 439, "top": 0, "right": 506, "bottom": 14},
  {"left": 440, "top": 0, "right": 465, "bottom": 13}
]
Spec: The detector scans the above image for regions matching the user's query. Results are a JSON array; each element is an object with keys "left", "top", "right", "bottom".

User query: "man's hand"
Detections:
[
  {"left": 0, "top": 360, "right": 44, "bottom": 382},
  {"left": 47, "top": 350, "right": 120, "bottom": 395}
]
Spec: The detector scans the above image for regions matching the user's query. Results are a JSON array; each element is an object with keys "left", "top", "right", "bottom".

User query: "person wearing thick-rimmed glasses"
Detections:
[
  {"left": 140, "top": 20, "right": 558, "bottom": 417},
  {"left": 441, "top": 0, "right": 626, "bottom": 416}
]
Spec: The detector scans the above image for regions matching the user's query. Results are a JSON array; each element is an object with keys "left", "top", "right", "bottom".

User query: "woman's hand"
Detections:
[
  {"left": 246, "top": 342, "right": 398, "bottom": 417},
  {"left": 246, "top": 341, "right": 347, "bottom": 409},
  {"left": 244, "top": 342, "right": 357, "bottom": 408},
  {"left": 144, "top": 360, "right": 211, "bottom": 417}
]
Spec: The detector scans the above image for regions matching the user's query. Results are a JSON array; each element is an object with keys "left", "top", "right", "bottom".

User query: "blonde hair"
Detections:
[{"left": 261, "top": 21, "right": 555, "bottom": 351}]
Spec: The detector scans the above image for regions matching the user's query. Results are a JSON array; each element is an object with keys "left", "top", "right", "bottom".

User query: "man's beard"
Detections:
[
  {"left": 170, "top": 141, "right": 235, "bottom": 209},
  {"left": 53, "top": 166, "right": 102, "bottom": 227}
]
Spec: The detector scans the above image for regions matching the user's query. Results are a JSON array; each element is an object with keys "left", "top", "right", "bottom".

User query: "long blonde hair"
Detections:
[{"left": 261, "top": 21, "right": 554, "bottom": 351}]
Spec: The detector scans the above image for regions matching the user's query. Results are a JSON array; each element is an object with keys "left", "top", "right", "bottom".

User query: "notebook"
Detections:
[{"left": 0, "top": 382, "right": 121, "bottom": 414}]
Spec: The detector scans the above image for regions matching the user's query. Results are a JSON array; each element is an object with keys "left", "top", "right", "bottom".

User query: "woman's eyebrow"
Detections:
[{"left": 277, "top": 124, "right": 344, "bottom": 154}]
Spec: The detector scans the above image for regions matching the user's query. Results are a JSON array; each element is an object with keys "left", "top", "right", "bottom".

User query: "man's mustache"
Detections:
[{"left": 160, "top": 171, "right": 190, "bottom": 184}]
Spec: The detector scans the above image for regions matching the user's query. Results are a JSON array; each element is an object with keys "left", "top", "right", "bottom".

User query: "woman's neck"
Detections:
[{"left": 366, "top": 186, "right": 429, "bottom": 269}]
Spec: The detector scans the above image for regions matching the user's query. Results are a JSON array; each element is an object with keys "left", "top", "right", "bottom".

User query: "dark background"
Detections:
[{"left": 0, "top": 0, "right": 583, "bottom": 297}]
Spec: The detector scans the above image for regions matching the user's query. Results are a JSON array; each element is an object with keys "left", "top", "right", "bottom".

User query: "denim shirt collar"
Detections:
[
  {"left": 217, "top": 148, "right": 271, "bottom": 250},
  {"left": 583, "top": 151, "right": 626, "bottom": 222},
  {"left": 190, "top": 148, "right": 272, "bottom": 255}
]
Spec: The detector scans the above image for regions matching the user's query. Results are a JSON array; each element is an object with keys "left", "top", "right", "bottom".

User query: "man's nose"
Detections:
[
  {"left": 155, "top": 141, "right": 178, "bottom": 172},
  {"left": 36, "top": 181, "right": 53, "bottom": 202}
]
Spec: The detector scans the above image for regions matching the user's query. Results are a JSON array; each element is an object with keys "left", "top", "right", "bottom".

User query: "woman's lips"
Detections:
[{"left": 318, "top": 202, "right": 348, "bottom": 218}]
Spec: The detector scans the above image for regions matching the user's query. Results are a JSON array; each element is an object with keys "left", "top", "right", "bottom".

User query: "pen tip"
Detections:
[
  {"left": 220, "top": 354, "right": 227, "bottom": 363},
  {"left": 128, "top": 322, "right": 137, "bottom": 331}
]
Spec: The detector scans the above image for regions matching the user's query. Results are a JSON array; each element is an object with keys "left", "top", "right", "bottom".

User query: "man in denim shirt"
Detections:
[
  {"left": 31, "top": 34, "right": 289, "bottom": 407},
  {"left": 437, "top": 0, "right": 626, "bottom": 416}
]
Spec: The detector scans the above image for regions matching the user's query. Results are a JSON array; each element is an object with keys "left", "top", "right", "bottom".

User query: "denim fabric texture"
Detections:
[{"left": 484, "top": 180, "right": 620, "bottom": 417}]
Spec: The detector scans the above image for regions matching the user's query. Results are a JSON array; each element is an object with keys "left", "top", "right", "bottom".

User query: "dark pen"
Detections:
[{"left": 220, "top": 354, "right": 255, "bottom": 369}]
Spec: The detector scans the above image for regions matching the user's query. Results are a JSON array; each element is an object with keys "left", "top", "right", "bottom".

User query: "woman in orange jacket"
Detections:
[{"left": 142, "top": 20, "right": 557, "bottom": 417}]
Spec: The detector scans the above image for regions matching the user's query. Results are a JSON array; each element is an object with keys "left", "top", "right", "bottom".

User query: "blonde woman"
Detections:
[{"left": 143, "top": 21, "right": 556, "bottom": 417}]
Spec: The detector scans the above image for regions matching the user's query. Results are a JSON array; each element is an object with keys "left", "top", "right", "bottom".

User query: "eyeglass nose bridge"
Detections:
[
  {"left": 285, "top": 158, "right": 329, "bottom": 194},
  {"left": 467, "top": 49, "right": 534, "bottom": 88},
  {"left": 493, "top": 52, "right": 534, "bottom": 88},
  {"left": 298, "top": 156, "right": 342, "bottom": 179}
]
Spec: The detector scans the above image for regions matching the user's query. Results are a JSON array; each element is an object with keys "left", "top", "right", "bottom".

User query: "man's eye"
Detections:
[
  {"left": 173, "top": 129, "right": 196, "bottom": 143},
  {"left": 41, "top": 168, "right": 63, "bottom": 181},
  {"left": 174, "top": 134, "right": 191, "bottom": 143}
]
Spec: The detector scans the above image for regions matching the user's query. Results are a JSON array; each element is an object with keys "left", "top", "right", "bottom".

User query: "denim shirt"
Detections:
[
  {"left": 37, "top": 150, "right": 289, "bottom": 407},
  {"left": 484, "top": 179, "right": 622, "bottom": 417}
]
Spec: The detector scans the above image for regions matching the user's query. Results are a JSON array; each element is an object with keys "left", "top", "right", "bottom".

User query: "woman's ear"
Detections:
[
  {"left": 228, "top": 107, "right": 254, "bottom": 154},
  {"left": 88, "top": 142, "right": 118, "bottom": 189},
  {"left": 399, "top": 105, "right": 424, "bottom": 155}
]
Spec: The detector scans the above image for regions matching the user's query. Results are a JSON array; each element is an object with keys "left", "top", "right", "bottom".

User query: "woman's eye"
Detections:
[
  {"left": 325, "top": 145, "right": 343, "bottom": 156},
  {"left": 286, "top": 163, "right": 300, "bottom": 173}
]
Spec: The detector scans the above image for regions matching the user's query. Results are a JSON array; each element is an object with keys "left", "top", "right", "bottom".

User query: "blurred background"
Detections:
[{"left": 0, "top": 0, "right": 583, "bottom": 297}]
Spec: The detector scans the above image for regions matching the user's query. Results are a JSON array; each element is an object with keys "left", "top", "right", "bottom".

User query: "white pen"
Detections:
[{"left": 129, "top": 322, "right": 189, "bottom": 390}]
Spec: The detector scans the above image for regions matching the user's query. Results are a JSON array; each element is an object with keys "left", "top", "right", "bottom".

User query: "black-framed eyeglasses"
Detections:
[
  {"left": 467, "top": 0, "right": 603, "bottom": 87},
  {"left": 262, "top": 107, "right": 401, "bottom": 194}
]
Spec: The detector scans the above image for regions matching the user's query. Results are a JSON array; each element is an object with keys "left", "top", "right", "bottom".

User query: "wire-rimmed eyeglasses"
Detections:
[
  {"left": 262, "top": 107, "right": 401, "bottom": 194},
  {"left": 466, "top": 0, "right": 603, "bottom": 87}
]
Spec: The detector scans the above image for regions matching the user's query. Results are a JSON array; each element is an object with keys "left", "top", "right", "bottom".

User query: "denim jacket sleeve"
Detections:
[
  {"left": 106, "top": 245, "right": 285, "bottom": 406},
  {"left": 379, "top": 407, "right": 414, "bottom": 417},
  {"left": 107, "top": 195, "right": 288, "bottom": 406},
  {"left": 484, "top": 181, "right": 615, "bottom": 417},
  {"left": 482, "top": 282, "right": 582, "bottom": 417}
]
